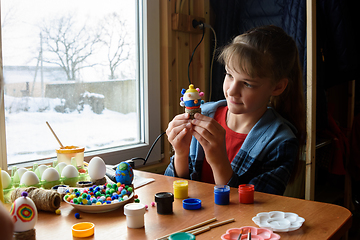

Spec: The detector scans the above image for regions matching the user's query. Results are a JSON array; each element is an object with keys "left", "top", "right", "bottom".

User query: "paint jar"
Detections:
[
  {"left": 56, "top": 146, "right": 85, "bottom": 167},
  {"left": 238, "top": 184, "right": 254, "bottom": 204},
  {"left": 173, "top": 180, "right": 188, "bottom": 199},
  {"left": 169, "top": 232, "right": 196, "bottom": 240},
  {"left": 124, "top": 203, "right": 146, "bottom": 228},
  {"left": 155, "top": 192, "right": 174, "bottom": 215},
  {"left": 214, "top": 185, "right": 230, "bottom": 205}
]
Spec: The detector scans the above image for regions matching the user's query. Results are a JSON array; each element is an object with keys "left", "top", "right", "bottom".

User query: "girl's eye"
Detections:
[
  {"left": 225, "top": 72, "right": 233, "bottom": 78},
  {"left": 244, "top": 82, "right": 253, "bottom": 88}
]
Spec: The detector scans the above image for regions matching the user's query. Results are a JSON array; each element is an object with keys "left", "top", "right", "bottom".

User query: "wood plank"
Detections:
[{"left": 305, "top": 0, "right": 317, "bottom": 201}]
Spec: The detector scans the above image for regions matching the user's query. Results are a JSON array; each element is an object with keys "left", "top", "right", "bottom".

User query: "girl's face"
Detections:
[{"left": 223, "top": 66, "right": 276, "bottom": 116}]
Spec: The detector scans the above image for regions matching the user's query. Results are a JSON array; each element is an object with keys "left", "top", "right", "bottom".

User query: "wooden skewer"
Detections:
[
  {"left": 187, "top": 226, "right": 211, "bottom": 235},
  {"left": 46, "top": 121, "right": 64, "bottom": 148},
  {"left": 156, "top": 217, "right": 217, "bottom": 240}
]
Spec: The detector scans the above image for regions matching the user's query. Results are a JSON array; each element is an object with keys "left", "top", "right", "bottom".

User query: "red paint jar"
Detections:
[{"left": 238, "top": 184, "right": 254, "bottom": 204}]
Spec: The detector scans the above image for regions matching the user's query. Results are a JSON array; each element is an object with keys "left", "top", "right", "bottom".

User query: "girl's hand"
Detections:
[
  {"left": 191, "top": 113, "right": 233, "bottom": 184},
  {"left": 166, "top": 113, "right": 193, "bottom": 156},
  {"left": 191, "top": 113, "right": 227, "bottom": 165}
]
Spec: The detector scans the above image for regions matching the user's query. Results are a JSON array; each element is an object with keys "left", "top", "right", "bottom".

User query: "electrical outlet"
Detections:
[{"left": 172, "top": 13, "right": 205, "bottom": 34}]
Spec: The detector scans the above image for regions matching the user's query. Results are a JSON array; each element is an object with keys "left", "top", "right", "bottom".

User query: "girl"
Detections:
[{"left": 164, "top": 25, "right": 306, "bottom": 195}]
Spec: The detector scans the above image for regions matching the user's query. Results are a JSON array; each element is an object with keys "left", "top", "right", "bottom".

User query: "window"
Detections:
[{"left": 0, "top": 0, "right": 161, "bottom": 169}]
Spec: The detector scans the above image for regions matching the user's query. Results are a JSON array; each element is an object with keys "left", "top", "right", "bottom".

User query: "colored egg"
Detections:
[
  {"left": 115, "top": 162, "right": 134, "bottom": 185},
  {"left": 10, "top": 194, "right": 38, "bottom": 232}
]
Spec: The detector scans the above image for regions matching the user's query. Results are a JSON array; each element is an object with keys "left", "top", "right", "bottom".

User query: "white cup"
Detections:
[{"left": 124, "top": 203, "right": 146, "bottom": 228}]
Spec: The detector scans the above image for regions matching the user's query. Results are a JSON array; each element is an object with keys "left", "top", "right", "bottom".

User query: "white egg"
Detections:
[
  {"left": 41, "top": 168, "right": 60, "bottom": 182},
  {"left": 20, "top": 171, "right": 40, "bottom": 186},
  {"left": 35, "top": 165, "right": 48, "bottom": 179},
  {"left": 61, "top": 165, "right": 79, "bottom": 178},
  {"left": 14, "top": 168, "right": 28, "bottom": 183},
  {"left": 1, "top": 170, "right": 11, "bottom": 189},
  {"left": 55, "top": 162, "right": 68, "bottom": 175},
  {"left": 88, "top": 156, "right": 106, "bottom": 180},
  {"left": 11, "top": 194, "right": 38, "bottom": 232}
]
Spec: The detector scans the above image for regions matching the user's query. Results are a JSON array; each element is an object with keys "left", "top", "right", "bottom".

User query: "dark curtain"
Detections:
[
  {"left": 209, "top": 0, "right": 359, "bottom": 131},
  {"left": 209, "top": 0, "right": 306, "bottom": 101}
]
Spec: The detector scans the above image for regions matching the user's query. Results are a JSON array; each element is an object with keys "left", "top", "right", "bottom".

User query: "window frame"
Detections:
[{"left": 0, "top": 0, "right": 161, "bottom": 170}]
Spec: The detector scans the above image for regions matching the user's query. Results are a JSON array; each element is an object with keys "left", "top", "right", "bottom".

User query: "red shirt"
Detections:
[{"left": 201, "top": 106, "right": 247, "bottom": 184}]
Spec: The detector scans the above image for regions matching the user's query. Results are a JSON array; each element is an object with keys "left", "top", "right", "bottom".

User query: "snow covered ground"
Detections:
[{"left": 4, "top": 94, "right": 138, "bottom": 165}]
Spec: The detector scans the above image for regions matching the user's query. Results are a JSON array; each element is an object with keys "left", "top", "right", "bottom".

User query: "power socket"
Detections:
[{"left": 172, "top": 13, "right": 205, "bottom": 34}]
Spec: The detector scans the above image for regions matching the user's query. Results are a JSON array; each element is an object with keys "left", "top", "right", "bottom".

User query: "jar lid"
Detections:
[
  {"left": 155, "top": 192, "right": 174, "bottom": 203},
  {"left": 169, "top": 232, "right": 196, "bottom": 240},
  {"left": 56, "top": 146, "right": 85, "bottom": 154},
  {"left": 182, "top": 198, "right": 201, "bottom": 210},
  {"left": 214, "top": 185, "right": 230, "bottom": 192},
  {"left": 72, "top": 222, "right": 95, "bottom": 238},
  {"left": 238, "top": 184, "right": 254, "bottom": 191},
  {"left": 173, "top": 180, "right": 188, "bottom": 187},
  {"left": 124, "top": 203, "right": 146, "bottom": 216}
]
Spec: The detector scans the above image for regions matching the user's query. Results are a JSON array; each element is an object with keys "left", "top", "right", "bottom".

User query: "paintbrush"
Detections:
[
  {"left": 237, "top": 229, "right": 243, "bottom": 240},
  {"left": 247, "top": 229, "right": 251, "bottom": 240}
]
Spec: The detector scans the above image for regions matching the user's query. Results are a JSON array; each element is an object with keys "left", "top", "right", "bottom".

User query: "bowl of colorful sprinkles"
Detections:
[{"left": 63, "top": 183, "right": 134, "bottom": 213}]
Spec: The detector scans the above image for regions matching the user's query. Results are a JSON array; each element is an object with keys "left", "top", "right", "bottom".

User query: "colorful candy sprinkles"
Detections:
[{"left": 64, "top": 183, "right": 134, "bottom": 206}]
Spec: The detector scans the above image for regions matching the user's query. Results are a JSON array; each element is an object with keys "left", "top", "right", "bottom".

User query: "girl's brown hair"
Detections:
[{"left": 218, "top": 25, "right": 306, "bottom": 182}]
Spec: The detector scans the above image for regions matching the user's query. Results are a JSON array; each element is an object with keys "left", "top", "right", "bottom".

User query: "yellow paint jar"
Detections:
[
  {"left": 56, "top": 146, "right": 85, "bottom": 167},
  {"left": 173, "top": 180, "right": 188, "bottom": 199}
]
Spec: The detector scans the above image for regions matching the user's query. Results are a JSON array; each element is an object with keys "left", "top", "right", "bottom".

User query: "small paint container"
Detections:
[
  {"left": 173, "top": 180, "right": 188, "bottom": 199},
  {"left": 238, "top": 184, "right": 254, "bottom": 204},
  {"left": 124, "top": 203, "right": 146, "bottom": 228},
  {"left": 182, "top": 198, "right": 201, "bottom": 210},
  {"left": 214, "top": 185, "right": 230, "bottom": 205},
  {"left": 169, "top": 232, "right": 196, "bottom": 240},
  {"left": 155, "top": 192, "right": 174, "bottom": 215}
]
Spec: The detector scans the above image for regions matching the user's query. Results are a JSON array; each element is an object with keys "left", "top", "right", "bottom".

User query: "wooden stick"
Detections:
[
  {"left": 188, "top": 226, "right": 211, "bottom": 235},
  {"left": 46, "top": 121, "right": 64, "bottom": 148},
  {"left": 206, "top": 218, "right": 235, "bottom": 229},
  {"left": 156, "top": 217, "right": 217, "bottom": 240}
]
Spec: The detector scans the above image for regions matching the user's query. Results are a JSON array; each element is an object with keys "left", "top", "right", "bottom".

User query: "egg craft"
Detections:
[
  {"left": 10, "top": 191, "right": 38, "bottom": 232},
  {"left": 180, "top": 84, "right": 204, "bottom": 119},
  {"left": 1, "top": 170, "right": 12, "bottom": 189},
  {"left": 20, "top": 171, "right": 40, "bottom": 187},
  {"left": 115, "top": 162, "right": 134, "bottom": 185},
  {"left": 88, "top": 156, "right": 106, "bottom": 180}
]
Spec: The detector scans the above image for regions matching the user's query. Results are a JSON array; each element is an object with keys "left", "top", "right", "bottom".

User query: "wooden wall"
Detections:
[{"left": 159, "top": 0, "right": 210, "bottom": 166}]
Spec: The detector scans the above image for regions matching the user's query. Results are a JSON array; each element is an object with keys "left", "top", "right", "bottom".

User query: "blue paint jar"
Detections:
[{"left": 214, "top": 185, "right": 230, "bottom": 205}]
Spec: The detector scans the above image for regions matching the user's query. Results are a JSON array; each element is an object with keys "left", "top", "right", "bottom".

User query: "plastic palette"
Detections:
[
  {"left": 221, "top": 226, "right": 280, "bottom": 240},
  {"left": 252, "top": 211, "right": 305, "bottom": 232}
]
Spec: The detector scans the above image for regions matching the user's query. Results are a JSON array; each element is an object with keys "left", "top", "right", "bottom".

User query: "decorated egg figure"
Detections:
[
  {"left": 180, "top": 84, "right": 204, "bottom": 118},
  {"left": 10, "top": 192, "right": 38, "bottom": 232},
  {"left": 115, "top": 162, "right": 134, "bottom": 185}
]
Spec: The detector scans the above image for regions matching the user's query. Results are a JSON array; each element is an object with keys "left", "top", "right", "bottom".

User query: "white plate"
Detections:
[
  {"left": 64, "top": 192, "right": 134, "bottom": 213},
  {"left": 252, "top": 211, "right": 305, "bottom": 232}
]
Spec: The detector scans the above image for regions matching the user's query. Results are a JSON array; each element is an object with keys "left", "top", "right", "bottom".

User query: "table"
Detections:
[{"left": 8, "top": 170, "right": 352, "bottom": 239}]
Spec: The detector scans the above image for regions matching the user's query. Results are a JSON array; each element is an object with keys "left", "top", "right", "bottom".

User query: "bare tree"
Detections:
[
  {"left": 100, "top": 13, "right": 131, "bottom": 80},
  {"left": 40, "top": 14, "right": 101, "bottom": 80}
]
